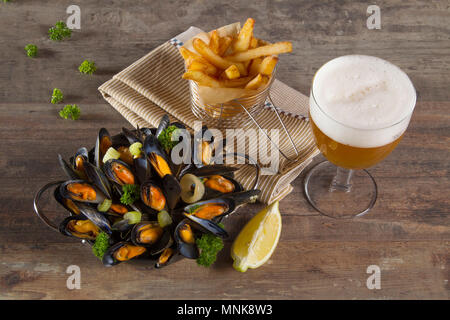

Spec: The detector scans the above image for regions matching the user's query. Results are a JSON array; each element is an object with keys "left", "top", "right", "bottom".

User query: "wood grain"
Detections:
[{"left": 0, "top": 0, "right": 449, "bottom": 299}]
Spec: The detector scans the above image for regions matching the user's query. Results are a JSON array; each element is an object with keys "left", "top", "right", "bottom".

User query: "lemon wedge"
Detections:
[{"left": 231, "top": 201, "right": 282, "bottom": 272}]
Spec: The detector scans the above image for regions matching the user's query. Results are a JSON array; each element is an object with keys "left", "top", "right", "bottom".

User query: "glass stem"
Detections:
[{"left": 330, "top": 167, "right": 354, "bottom": 193}]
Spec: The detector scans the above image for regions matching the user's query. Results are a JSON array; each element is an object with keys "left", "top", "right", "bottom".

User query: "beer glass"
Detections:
[{"left": 304, "top": 55, "right": 416, "bottom": 218}]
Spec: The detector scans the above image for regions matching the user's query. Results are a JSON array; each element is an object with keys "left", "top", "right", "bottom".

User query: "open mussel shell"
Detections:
[
  {"left": 174, "top": 219, "right": 199, "bottom": 259},
  {"left": 71, "top": 147, "right": 89, "bottom": 179},
  {"left": 104, "top": 159, "right": 136, "bottom": 186},
  {"left": 143, "top": 134, "right": 174, "bottom": 178},
  {"left": 77, "top": 202, "right": 112, "bottom": 234},
  {"left": 140, "top": 181, "right": 166, "bottom": 212},
  {"left": 84, "top": 161, "right": 112, "bottom": 199},
  {"left": 59, "top": 215, "right": 100, "bottom": 241},
  {"left": 102, "top": 241, "right": 147, "bottom": 267},
  {"left": 95, "top": 128, "right": 112, "bottom": 168},
  {"left": 183, "top": 213, "right": 229, "bottom": 239},
  {"left": 224, "top": 190, "right": 261, "bottom": 207},
  {"left": 192, "top": 125, "right": 224, "bottom": 168},
  {"left": 59, "top": 180, "right": 108, "bottom": 204},
  {"left": 122, "top": 127, "right": 142, "bottom": 145},
  {"left": 58, "top": 154, "right": 80, "bottom": 180},
  {"left": 184, "top": 198, "right": 235, "bottom": 222},
  {"left": 134, "top": 157, "right": 152, "bottom": 185},
  {"left": 162, "top": 174, "right": 181, "bottom": 210},
  {"left": 131, "top": 221, "right": 173, "bottom": 255},
  {"left": 155, "top": 245, "right": 181, "bottom": 268},
  {"left": 54, "top": 186, "right": 81, "bottom": 216},
  {"left": 155, "top": 114, "right": 171, "bottom": 139}
]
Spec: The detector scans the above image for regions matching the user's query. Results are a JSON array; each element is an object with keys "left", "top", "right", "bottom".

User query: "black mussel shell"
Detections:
[
  {"left": 130, "top": 221, "right": 173, "bottom": 255},
  {"left": 155, "top": 114, "right": 170, "bottom": 139},
  {"left": 140, "top": 181, "right": 166, "bottom": 212},
  {"left": 104, "top": 159, "right": 136, "bottom": 186},
  {"left": 84, "top": 161, "right": 112, "bottom": 199},
  {"left": 134, "top": 157, "right": 152, "bottom": 185},
  {"left": 183, "top": 212, "right": 229, "bottom": 239},
  {"left": 143, "top": 134, "right": 174, "bottom": 178},
  {"left": 95, "top": 128, "right": 112, "bottom": 168},
  {"left": 58, "top": 154, "right": 80, "bottom": 180},
  {"left": 122, "top": 127, "right": 141, "bottom": 145},
  {"left": 77, "top": 202, "right": 112, "bottom": 234},
  {"left": 162, "top": 174, "right": 181, "bottom": 210},
  {"left": 54, "top": 186, "right": 81, "bottom": 216},
  {"left": 102, "top": 241, "right": 147, "bottom": 267},
  {"left": 174, "top": 219, "right": 199, "bottom": 259},
  {"left": 59, "top": 215, "right": 100, "bottom": 241},
  {"left": 59, "top": 180, "right": 107, "bottom": 204},
  {"left": 184, "top": 198, "right": 235, "bottom": 222},
  {"left": 155, "top": 245, "right": 181, "bottom": 268},
  {"left": 186, "top": 164, "right": 239, "bottom": 178},
  {"left": 225, "top": 190, "right": 261, "bottom": 207}
]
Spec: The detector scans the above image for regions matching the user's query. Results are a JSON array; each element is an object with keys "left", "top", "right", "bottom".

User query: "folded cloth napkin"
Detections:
[{"left": 99, "top": 27, "right": 319, "bottom": 204}]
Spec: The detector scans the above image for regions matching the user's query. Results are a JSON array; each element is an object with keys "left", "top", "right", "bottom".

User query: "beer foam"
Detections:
[{"left": 310, "top": 55, "right": 416, "bottom": 148}]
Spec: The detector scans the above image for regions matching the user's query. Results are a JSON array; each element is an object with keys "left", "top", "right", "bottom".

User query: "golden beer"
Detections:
[
  {"left": 310, "top": 117, "right": 404, "bottom": 169},
  {"left": 304, "top": 55, "right": 416, "bottom": 218}
]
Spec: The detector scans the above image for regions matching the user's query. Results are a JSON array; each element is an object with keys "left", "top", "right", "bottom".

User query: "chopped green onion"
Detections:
[
  {"left": 97, "top": 199, "right": 112, "bottom": 212},
  {"left": 123, "top": 211, "right": 142, "bottom": 224},
  {"left": 102, "top": 147, "right": 120, "bottom": 163},
  {"left": 129, "top": 142, "right": 143, "bottom": 158},
  {"left": 157, "top": 210, "right": 172, "bottom": 228}
]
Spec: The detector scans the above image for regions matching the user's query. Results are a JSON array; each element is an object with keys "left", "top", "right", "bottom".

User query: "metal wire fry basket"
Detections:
[{"left": 189, "top": 71, "right": 300, "bottom": 162}]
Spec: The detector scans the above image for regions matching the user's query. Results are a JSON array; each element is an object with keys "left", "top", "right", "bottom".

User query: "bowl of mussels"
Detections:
[{"left": 33, "top": 115, "right": 260, "bottom": 268}]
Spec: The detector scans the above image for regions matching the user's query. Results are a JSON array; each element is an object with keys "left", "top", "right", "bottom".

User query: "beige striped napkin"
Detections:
[{"left": 99, "top": 27, "right": 319, "bottom": 204}]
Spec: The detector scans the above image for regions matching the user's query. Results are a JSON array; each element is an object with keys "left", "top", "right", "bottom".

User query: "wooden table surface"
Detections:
[{"left": 0, "top": 0, "right": 448, "bottom": 300}]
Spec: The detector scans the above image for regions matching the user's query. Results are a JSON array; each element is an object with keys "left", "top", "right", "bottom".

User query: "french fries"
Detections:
[
  {"left": 209, "top": 30, "right": 220, "bottom": 54},
  {"left": 226, "top": 42, "right": 292, "bottom": 62},
  {"left": 233, "top": 18, "right": 254, "bottom": 52},
  {"left": 222, "top": 65, "right": 240, "bottom": 80},
  {"left": 180, "top": 18, "right": 293, "bottom": 91},
  {"left": 258, "top": 56, "right": 278, "bottom": 76}
]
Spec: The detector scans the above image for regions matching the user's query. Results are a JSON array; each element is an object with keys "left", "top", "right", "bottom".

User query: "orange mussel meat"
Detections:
[{"left": 67, "top": 183, "right": 97, "bottom": 201}]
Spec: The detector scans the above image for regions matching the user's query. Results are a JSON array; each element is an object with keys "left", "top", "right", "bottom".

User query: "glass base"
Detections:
[{"left": 304, "top": 161, "right": 377, "bottom": 219}]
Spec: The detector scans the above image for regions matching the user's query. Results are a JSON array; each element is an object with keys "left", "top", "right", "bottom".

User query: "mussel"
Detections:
[
  {"left": 131, "top": 221, "right": 173, "bottom": 255},
  {"left": 84, "top": 161, "right": 112, "bottom": 199},
  {"left": 144, "top": 134, "right": 173, "bottom": 178},
  {"left": 59, "top": 180, "right": 107, "bottom": 204},
  {"left": 140, "top": 181, "right": 166, "bottom": 211},
  {"left": 95, "top": 128, "right": 112, "bottom": 167},
  {"left": 102, "top": 242, "right": 147, "bottom": 266},
  {"left": 155, "top": 247, "right": 178, "bottom": 268},
  {"left": 54, "top": 186, "right": 81, "bottom": 215},
  {"left": 59, "top": 216, "right": 100, "bottom": 240},
  {"left": 174, "top": 220, "right": 199, "bottom": 259},
  {"left": 104, "top": 159, "right": 136, "bottom": 186}
]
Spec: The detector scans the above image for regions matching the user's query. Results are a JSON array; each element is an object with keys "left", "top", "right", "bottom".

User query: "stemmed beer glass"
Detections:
[{"left": 304, "top": 55, "right": 416, "bottom": 218}]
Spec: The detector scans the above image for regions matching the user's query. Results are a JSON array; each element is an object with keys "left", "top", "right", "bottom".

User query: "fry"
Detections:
[
  {"left": 209, "top": 30, "right": 220, "bottom": 54},
  {"left": 188, "top": 59, "right": 218, "bottom": 76},
  {"left": 226, "top": 42, "right": 292, "bottom": 62},
  {"left": 245, "top": 74, "right": 264, "bottom": 90},
  {"left": 258, "top": 56, "right": 278, "bottom": 75},
  {"left": 233, "top": 18, "right": 255, "bottom": 52},
  {"left": 249, "top": 57, "right": 263, "bottom": 76},
  {"left": 179, "top": 47, "right": 201, "bottom": 61},
  {"left": 218, "top": 36, "right": 233, "bottom": 56},
  {"left": 193, "top": 38, "right": 247, "bottom": 75},
  {"left": 222, "top": 65, "right": 240, "bottom": 80},
  {"left": 249, "top": 37, "right": 259, "bottom": 49},
  {"left": 182, "top": 70, "right": 221, "bottom": 87}
]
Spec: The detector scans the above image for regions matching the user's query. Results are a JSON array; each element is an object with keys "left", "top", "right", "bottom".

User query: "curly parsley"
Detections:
[
  {"left": 196, "top": 223, "right": 225, "bottom": 267},
  {"left": 120, "top": 184, "right": 140, "bottom": 205},
  {"left": 59, "top": 104, "right": 80, "bottom": 120},
  {"left": 48, "top": 21, "right": 72, "bottom": 41},
  {"left": 25, "top": 44, "right": 37, "bottom": 57},
  {"left": 92, "top": 232, "right": 110, "bottom": 259},
  {"left": 78, "top": 60, "right": 97, "bottom": 75},
  {"left": 158, "top": 125, "right": 180, "bottom": 151},
  {"left": 51, "top": 88, "right": 63, "bottom": 104}
]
